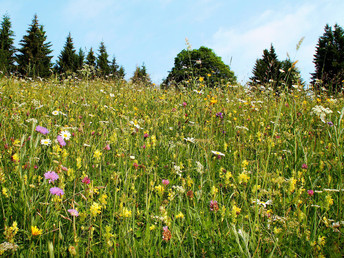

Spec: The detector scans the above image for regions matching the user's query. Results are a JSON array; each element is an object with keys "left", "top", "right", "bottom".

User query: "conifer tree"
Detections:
[
  {"left": 86, "top": 47, "right": 96, "bottom": 68},
  {"left": 131, "top": 64, "right": 152, "bottom": 85},
  {"left": 118, "top": 66, "right": 125, "bottom": 80},
  {"left": 56, "top": 33, "right": 77, "bottom": 75},
  {"left": 250, "top": 45, "right": 281, "bottom": 87},
  {"left": 0, "top": 14, "right": 15, "bottom": 74},
  {"left": 16, "top": 14, "right": 53, "bottom": 77},
  {"left": 97, "top": 41, "right": 110, "bottom": 77},
  {"left": 76, "top": 48, "right": 85, "bottom": 72},
  {"left": 312, "top": 24, "right": 344, "bottom": 92}
]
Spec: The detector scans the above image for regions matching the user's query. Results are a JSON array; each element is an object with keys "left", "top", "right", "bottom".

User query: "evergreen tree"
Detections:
[
  {"left": 56, "top": 33, "right": 77, "bottom": 75},
  {"left": 110, "top": 56, "right": 119, "bottom": 77},
  {"left": 109, "top": 56, "right": 125, "bottom": 80},
  {"left": 131, "top": 64, "right": 152, "bottom": 85},
  {"left": 0, "top": 14, "right": 15, "bottom": 74},
  {"left": 281, "top": 58, "right": 303, "bottom": 88},
  {"left": 118, "top": 66, "right": 125, "bottom": 80},
  {"left": 96, "top": 41, "right": 110, "bottom": 77},
  {"left": 250, "top": 45, "right": 281, "bottom": 89},
  {"left": 86, "top": 47, "right": 96, "bottom": 68},
  {"left": 16, "top": 14, "right": 53, "bottom": 77},
  {"left": 164, "top": 46, "right": 236, "bottom": 88},
  {"left": 312, "top": 24, "right": 344, "bottom": 92},
  {"left": 76, "top": 48, "right": 85, "bottom": 72}
]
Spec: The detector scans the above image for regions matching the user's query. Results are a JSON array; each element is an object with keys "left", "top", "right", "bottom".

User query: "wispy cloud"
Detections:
[
  {"left": 208, "top": 0, "right": 344, "bottom": 83},
  {"left": 63, "top": 0, "right": 116, "bottom": 21}
]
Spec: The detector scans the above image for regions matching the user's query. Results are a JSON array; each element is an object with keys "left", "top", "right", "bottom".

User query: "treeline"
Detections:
[
  {"left": 1, "top": 13, "right": 344, "bottom": 93},
  {"left": 0, "top": 14, "right": 152, "bottom": 84}
]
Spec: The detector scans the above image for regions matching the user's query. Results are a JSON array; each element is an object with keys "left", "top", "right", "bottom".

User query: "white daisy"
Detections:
[
  {"left": 52, "top": 110, "right": 60, "bottom": 116},
  {"left": 211, "top": 150, "right": 225, "bottom": 157},
  {"left": 41, "top": 139, "right": 52, "bottom": 146},
  {"left": 60, "top": 130, "right": 71, "bottom": 140}
]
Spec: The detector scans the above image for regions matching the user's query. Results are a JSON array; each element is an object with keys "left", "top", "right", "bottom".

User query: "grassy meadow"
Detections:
[{"left": 0, "top": 76, "right": 343, "bottom": 257}]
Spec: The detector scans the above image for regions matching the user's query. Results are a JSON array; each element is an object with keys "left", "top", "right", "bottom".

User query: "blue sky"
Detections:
[{"left": 1, "top": 0, "right": 344, "bottom": 84}]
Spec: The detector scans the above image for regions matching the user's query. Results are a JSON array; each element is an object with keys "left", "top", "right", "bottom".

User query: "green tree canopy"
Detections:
[
  {"left": 311, "top": 24, "right": 344, "bottom": 92},
  {"left": 56, "top": 33, "right": 78, "bottom": 75},
  {"left": 16, "top": 14, "right": 53, "bottom": 78},
  {"left": 0, "top": 14, "right": 15, "bottom": 74},
  {"left": 250, "top": 44, "right": 302, "bottom": 92},
  {"left": 86, "top": 47, "right": 96, "bottom": 68},
  {"left": 131, "top": 63, "right": 152, "bottom": 85},
  {"left": 97, "top": 41, "right": 110, "bottom": 77},
  {"left": 110, "top": 56, "right": 125, "bottom": 80},
  {"left": 164, "top": 46, "right": 236, "bottom": 88}
]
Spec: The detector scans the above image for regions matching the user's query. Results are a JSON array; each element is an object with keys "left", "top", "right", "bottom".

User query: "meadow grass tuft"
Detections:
[{"left": 0, "top": 76, "right": 343, "bottom": 256}]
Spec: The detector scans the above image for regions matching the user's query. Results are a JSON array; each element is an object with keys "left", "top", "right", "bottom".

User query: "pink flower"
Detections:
[
  {"left": 183, "top": 102, "right": 187, "bottom": 107},
  {"left": 302, "top": 164, "right": 308, "bottom": 169},
  {"left": 82, "top": 176, "right": 90, "bottom": 184},
  {"left": 210, "top": 200, "right": 219, "bottom": 211},
  {"left": 307, "top": 190, "right": 314, "bottom": 197},
  {"left": 57, "top": 135, "right": 66, "bottom": 146},
  {"left": 50, "top": 187, "right": 64, "bottom": 196},
  {"left": 44, "top": 171, "right": 59, "bottom": 183},
  {"left": 36, "top": 125, "right": 49, "bottom": 135},
  {"left": 144, "top": 133, "right": 149, "bottom": 138},
  {"left": 162, "top": 179, "right": 169, "bottom": 186},
  {"left": 68, "top": 209, "right": 79, "bottom": 217},
  {"left": 104, "top": 144, "right": 111, "bottom": 150},
  {"left": 61, "top": 166, "right": 68, "bottom": 172}
]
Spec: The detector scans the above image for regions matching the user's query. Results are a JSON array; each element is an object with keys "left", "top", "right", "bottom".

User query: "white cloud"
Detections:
[
  {"left": 208, "top": 1, "right": 344, "bottom": 84},
  {"left": 63, "top": 0, "right": 116, "bottom": 21}
]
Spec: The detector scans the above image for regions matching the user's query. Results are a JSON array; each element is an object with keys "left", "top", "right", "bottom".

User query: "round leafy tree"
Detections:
[{"left": 164, "top": 46, "right": 236, "bottom": 87}]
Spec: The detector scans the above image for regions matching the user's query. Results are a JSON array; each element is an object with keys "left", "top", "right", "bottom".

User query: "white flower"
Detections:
[
  {"left": 311, "top": 105, "right": 333, "bottom": 123},
  {"left": 184, "top": 137, "right": 195, "bottom": 143},
  {"left": 110, "top": 93, "right": 115, "bottom": 98},
  {"left": 211, "top": 150, "right": 225, "bottom": 157},
  {"left": 130, "top": 156, "right": 135, "bottom": 160},
  {"left": 196, "top": 161, "right": 204, "bottom": 174},
  {"left": 52, "top": 110, "right": 60, "bottom": 116},
  {"left": 174, "top": 165, "right": 183, "bottom": 177},
  {"left": 41, "top": 139, "right": 52, "bottom": 146},
  {"left": 60, "top": 130, "right": 71, "bottom": 140}
]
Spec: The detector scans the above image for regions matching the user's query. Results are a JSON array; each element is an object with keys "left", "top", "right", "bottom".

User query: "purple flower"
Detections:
[
  {"left": 216, "top": 112, "right": 223, "bottom": 119},
  {"left": 44, "top": 171, "right": 59, "bottom": 183},
  {"left": 50, "top": 187, "right": 64, "bottom": 196},
  {"left": 36, "top": 125, "right": 49, "bottom": 135},
  {"left": 57, "top": 135, "right": 66, "bottom": 146},
  {"left": 327, "top": 121, "right": 334, "bottom": 126},
  {"left": 68, "top": 209, "right": 79, "bottom": 217}
]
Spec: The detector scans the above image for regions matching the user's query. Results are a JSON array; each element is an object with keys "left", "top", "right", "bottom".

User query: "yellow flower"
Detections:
[
  {"left": 93, "top": 150, "right": 102, "bottom": 160},
  {"left": 199, "top": 77, "right": 204, "bottom": 82},
  {"left": 120, "top": 207, "right": 132, "bottom": 218},
  {"left": 90, "top": 202, "right": 102, "bottom": 217},
  {"left": 12, "top": 153, "right": 19, "bottom": 162},
  {"left": 155, "top": 185, "right": 164, "bottom": 196},
  {"left": 175, "top": 212, "right": 184, "bottom": 219},
  {"left": 99, "top": 194, "right": 108, "bottom": 207},
  {"left": 238, "top": 173, "right": 250, "bottom": 184},
  {"left": 31, "top": 226, "right": 42, "bottom": 236}
]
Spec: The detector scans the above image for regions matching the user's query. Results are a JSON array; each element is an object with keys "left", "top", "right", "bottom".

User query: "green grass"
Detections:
[{"left": 0, "top": 77, "right": 343, "bottom": 257}]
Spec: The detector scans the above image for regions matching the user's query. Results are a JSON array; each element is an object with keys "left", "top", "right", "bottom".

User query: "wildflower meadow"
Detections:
[{"left": 0, "top": 76, "right": 343, "bottom": 257}]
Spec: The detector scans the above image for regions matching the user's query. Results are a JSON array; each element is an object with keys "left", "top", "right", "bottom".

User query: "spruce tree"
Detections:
[
  {"left": 16, "top": 14, "right": 53, "bottom": 77},
  {"left": 0, "top": 14, "right": 15, "bottom": 74},
  {"left": 76, "top": 48, "right": 85, "bottom": 72},
  {"left": 131, "top": 64, "right": 152, "bottom": 85},
  {"left": 56, "top": 33, "right": 77, "bottom": 75},
  {"left": 110, "top": 56, "right": 119, "bottom": 77},
  {"left": 86, "top": 47, "right": 96, "bottom": 68},
  {"left": 250, "top": 45, "right": 281, "bottom": 88},
  {"left": 312, "top": 24, "right": 344, "bottom": 92},
  {"left": 96, "top": 41, "right": 110, "bottom": 77}
]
